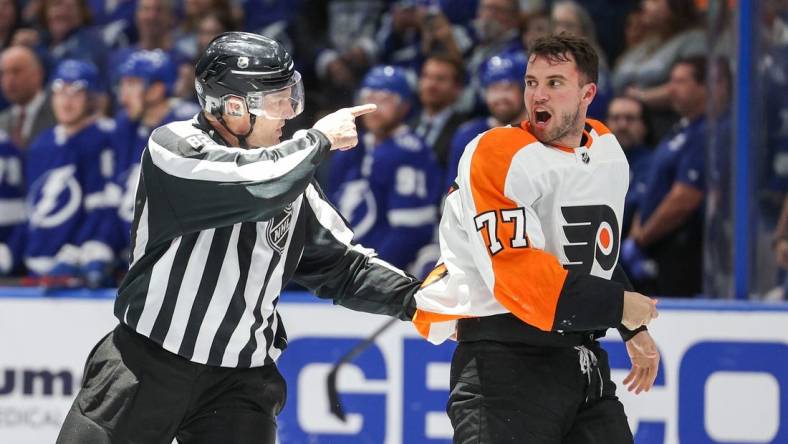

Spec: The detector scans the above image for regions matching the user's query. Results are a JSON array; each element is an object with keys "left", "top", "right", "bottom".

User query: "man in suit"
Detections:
[
  {"left": 412, "top": 53, "right": 467, "bottom": 168},
  {"left": 0, "top": 46, "right": 56, "bottom": 149}
]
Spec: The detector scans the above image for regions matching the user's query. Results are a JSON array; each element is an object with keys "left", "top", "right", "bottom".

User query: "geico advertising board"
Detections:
[{"left": 0, "top": 297, "right": 786, "bottom": 443}]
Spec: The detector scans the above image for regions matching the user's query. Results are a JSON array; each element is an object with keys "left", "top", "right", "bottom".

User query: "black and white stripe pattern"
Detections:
[
  {"left": 114, "top": 116, "right": 325, "bottom": 367},
  {"left": 114, "top": 115, "right": 419, "bottom": 368}
]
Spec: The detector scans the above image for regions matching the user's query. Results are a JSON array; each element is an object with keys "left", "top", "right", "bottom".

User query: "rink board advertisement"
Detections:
[{"left": 0, "top": 293, "right": 786, "bottom": 444}]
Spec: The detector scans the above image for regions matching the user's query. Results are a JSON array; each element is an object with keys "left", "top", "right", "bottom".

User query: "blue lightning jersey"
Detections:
[
  {"left": 0, "top": 133, "right": 25, "bottom": 275},
  {"left": 639, "top": 116, "right": 706, "bottom": 223},
  {"left": 446, "top": 117, "right": 493, "bottom": 190},
  {"left": 24, "top": 120, "right": 117, "bottom": 277},
  {"left": 330, "top": 127, "right": 443, "bottom": 269},
  {"left": 113, "top": 102, "right": 200, "bottom": 248}
]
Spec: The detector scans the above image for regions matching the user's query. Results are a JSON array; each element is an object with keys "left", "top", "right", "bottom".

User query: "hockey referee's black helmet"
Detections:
[{"left": 194, "top": 32, "right": 304, "bottom": 120}]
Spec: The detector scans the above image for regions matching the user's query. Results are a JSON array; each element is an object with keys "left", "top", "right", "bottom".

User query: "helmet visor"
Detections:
[
  {"left": 245, "top": 70, "right": 304, "bottom": 120},
  {"left": 52, "top": 79, "right": 90, "bottom": 95}
]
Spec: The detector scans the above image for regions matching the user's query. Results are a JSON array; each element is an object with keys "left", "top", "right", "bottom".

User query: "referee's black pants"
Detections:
[
  {"left": 447, "top": 340, "right": 634, "bottom": 444},
  {"left": 57, "top": 324, "right": 286, "bottom": 444}
]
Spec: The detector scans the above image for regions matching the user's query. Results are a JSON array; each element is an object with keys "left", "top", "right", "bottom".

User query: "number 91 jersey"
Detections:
[
  {"left": 414, "top": 119, "right": 629, "bottom": 344},
  {"left": 330, "top": 127, "right": 443, "bottom": 270}
]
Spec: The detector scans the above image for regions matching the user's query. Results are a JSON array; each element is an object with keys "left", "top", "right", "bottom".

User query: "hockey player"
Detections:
[
  {"left": 0, "top": 133, "right": 24, "bottom": 276},
  {"left": 113, "top": 49, "right": 200, "bottom": 251},
  {"left": 58, "top": 32, "right": 421, "bottom": 444},
  {"left": 446, "top": 51, "right": 528, "bottom": 190},
  {"left": 330, "top": 65, "right": 443, "bottom": 270},
  {"left": 24, "top": 60, "right": 117, "bottom": 286},
  {"left": 414, "top": 35, "right": 660, "bottom": 443}
]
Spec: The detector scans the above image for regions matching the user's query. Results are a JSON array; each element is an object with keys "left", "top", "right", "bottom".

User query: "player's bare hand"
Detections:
[
  {"left": 312, "top": 104, "right": 377, "bottom": 151},
  {"left": 621, "top": 291, "right": 658, "bottom": 330},
  {"left": 623, "top": 330, "right": 660, "bottom": 394}
]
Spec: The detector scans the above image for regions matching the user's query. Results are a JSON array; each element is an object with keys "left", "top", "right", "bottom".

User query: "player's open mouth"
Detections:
[{"left": 534, "top": 110, "right": 552, "bottom": 127}]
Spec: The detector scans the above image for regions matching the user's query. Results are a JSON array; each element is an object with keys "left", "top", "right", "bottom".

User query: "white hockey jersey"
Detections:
[{"left": 414, "top": 119, "right": 630, "bottom": 344}]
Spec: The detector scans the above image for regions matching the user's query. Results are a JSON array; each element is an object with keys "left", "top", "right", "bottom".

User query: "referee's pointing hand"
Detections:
[{"left": 312, "top": 104, "right": 378, "bottom": 151}]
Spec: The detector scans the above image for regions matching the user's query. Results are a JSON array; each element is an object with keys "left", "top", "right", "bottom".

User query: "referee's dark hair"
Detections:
[{"left": 528, "top": 33, "right": 599, "bottom": 85}]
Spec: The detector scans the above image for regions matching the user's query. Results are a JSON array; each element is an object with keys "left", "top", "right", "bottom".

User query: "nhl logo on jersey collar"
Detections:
[
  {"left": 237, "top": 57, "right": 249, "bottom": 69},
  {"left": 581, "top": 151, "right": 590, "bottom": 164}
]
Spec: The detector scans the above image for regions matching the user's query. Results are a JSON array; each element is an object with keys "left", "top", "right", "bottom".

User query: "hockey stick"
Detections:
[
  {"left": 326, "top": 317, "right": 399, "bottom": 421},
  {"left": 326, "top": 264, "right": 447, "bottom": 421}
]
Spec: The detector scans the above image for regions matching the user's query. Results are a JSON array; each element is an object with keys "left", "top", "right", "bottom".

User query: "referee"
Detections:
[{"left": 57, "top": 32, "right": 420, "bottom": 444}]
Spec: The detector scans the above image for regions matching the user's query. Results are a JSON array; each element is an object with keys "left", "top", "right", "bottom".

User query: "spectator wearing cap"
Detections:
[
  {"left": 24, "top": 59, "right": 117, "bottom": 286},
  {"left": 0, "top": 45, "right": 55, "bottom": 148},
  {"left": 622, "top": 56, "right": 708, "bottom": 297},
  {"left": 445, "top": 51, "right": 526, "bottom": 190},
  {"left": 411, "top": 53, "right": 467, "bottom": 168},
  {"left": 329, "top": 65, "right": 443, "bottom": 270},
  {"left": 112, "top": 49, "right": 200, "bottom": 255},
  {"left": 606, "top": 96, "right": 654, "bottom": 238}
]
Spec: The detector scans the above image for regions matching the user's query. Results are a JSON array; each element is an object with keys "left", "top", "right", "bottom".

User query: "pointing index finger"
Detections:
[{"left": 348, "top": 104, "right": 377, "bottom": 117}]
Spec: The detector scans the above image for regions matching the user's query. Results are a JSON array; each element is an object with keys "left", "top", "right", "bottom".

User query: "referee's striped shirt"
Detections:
[{"left": 115, "top": 114, "right": 419, "bottom": 368}]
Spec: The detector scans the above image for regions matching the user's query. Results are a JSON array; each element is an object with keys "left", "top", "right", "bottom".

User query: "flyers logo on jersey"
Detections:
[{"left": 561, "top": 205, "right": 619, "bottom": 273}]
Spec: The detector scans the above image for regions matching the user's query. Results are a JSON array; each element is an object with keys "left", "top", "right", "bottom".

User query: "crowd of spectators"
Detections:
[{"left": 0, "top": 0, "right": 784, "bottom": 299}]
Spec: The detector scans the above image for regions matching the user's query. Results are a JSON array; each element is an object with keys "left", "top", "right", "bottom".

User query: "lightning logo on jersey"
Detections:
[{"left": 29, "top": 165, "right": 82, "bottom": 228}]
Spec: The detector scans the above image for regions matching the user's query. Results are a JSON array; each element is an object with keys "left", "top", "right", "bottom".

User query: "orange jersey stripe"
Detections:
[
  {"left": 469, "top": 126, "right": 569, "bottom": 331},
  {"left": 585, "top": 118, "right": 611, "bottom": 136},
  {"left": 412, "top": 309, "right": 467, "bottom": 338}
]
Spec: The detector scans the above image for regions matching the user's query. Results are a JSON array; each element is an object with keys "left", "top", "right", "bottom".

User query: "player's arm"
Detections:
[{"left": 292, "top": 181, "right": 419, "bottom": 321}]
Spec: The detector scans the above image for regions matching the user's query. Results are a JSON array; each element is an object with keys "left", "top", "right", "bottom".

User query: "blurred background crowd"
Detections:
[{"left": 0, "top": 0, "right": 785, "bottom": 300}]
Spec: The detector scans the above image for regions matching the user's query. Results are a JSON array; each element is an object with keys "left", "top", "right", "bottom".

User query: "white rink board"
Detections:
[{"left": 0, "top": 296, "right": 786, "bottom": 444}]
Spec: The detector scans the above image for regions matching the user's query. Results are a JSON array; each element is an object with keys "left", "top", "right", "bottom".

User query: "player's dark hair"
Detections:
[
  {"left": 529, "top": 33, "right": 599, "bottom": 84},
  {"left": 673, "top": 55, "right": 707, "bottom": 84}
]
